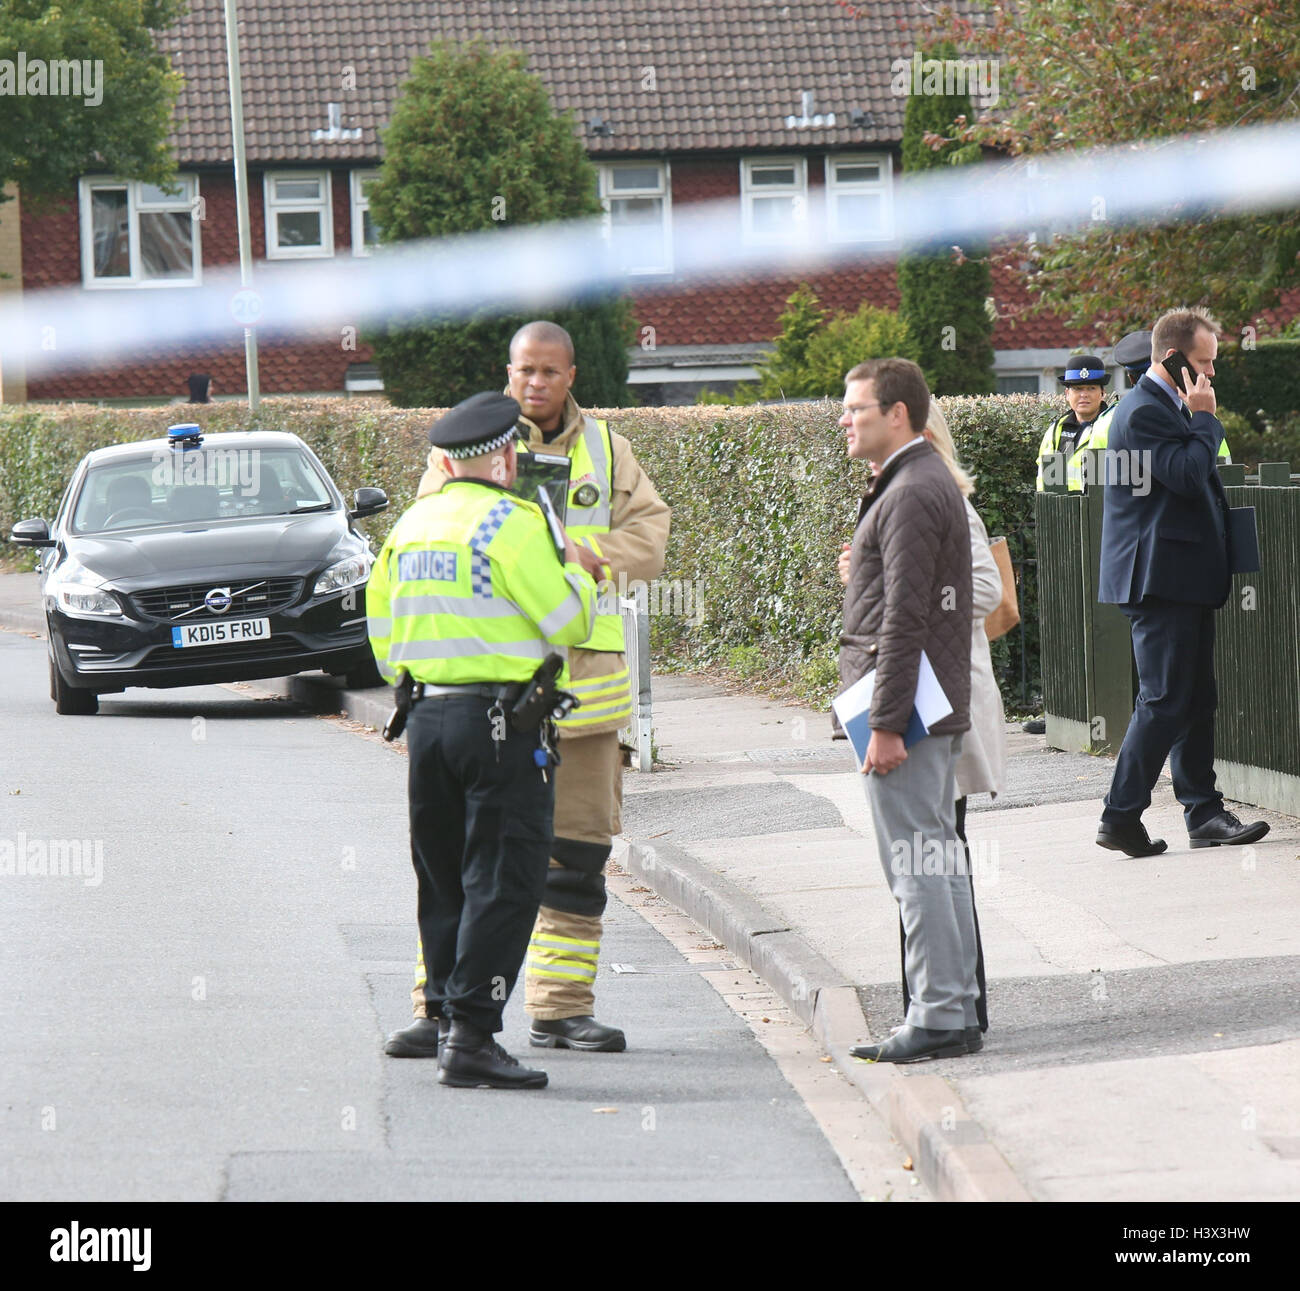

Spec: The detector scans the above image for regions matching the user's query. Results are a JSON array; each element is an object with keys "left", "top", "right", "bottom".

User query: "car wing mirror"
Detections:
[
  {"left": 10, "top": 518, "right": 54, "bottom": 547},
  {"left": 349, "top": 487, "right": 388, "bottom": 520}
]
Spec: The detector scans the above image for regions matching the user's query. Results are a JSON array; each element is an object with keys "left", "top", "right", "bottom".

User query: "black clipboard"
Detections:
[
  {"left": 513, "top": 450, "right": 571, "bottom": 525},
  {"left": 1228, "top": 506, "right": 1260, "bottom": 574}
]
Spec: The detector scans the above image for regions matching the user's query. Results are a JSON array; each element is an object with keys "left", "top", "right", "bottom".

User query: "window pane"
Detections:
[
  {"left": 835, "top": 162, "right": 881, "bottom": 184},
  {"left": 91, "top": 189, "right": 130, "bottom": 278},
  {"left": 359, "top": 176, "right": 380, "bottom": 200},
  {"left": 750, "top": 166, "right": 797, "bottom": 187},
  {"left": 610, "top": 165, "right": 661, "bottom": 192},
  {"left": 277, "top": 210, "right": 323, "bottom": 248},
  {"left": 751, "top": 194, "right": 796, "bottom": 231},
  {"left": 137, "top": 180, "right": 191, "bottom": 207},
  {"left": 997, "top": 375, "right": 1041, "bottom": 395},
  {"left": 836, "top": 192, "right": 884, "bottom": 234},
  {"left": 275, "top": 177, "right": 321, "bottom": 202},
  {"left": 609, "top": 197, "right": 664, "bottom": 269},
  {"left": 139, "top": 211, "right": 194, "bottom": 278},
  {"left": 362, "top": 209, "right": 380, "bottom": 246}
]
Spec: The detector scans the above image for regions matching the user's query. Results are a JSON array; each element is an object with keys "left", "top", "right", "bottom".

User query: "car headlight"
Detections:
[
  {"left": 57, "top": 584, "right": 122, "bottom": 616},
  {"left": 51, "top": 563, "right": 122, "bottom": 618},
  {"left": 314, "top": 553, "right": 370, "bottom": 596}
]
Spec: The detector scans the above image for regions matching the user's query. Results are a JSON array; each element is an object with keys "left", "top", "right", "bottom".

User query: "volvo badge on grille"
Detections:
[{"left": 204, "top": 587, "right": 233, "bottom": 614}]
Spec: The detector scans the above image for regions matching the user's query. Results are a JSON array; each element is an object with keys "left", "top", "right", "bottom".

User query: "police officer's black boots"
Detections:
[
  {"left": 438, "top": 1020, "right": 548, "bottom": 1089},
  {"left": 383, "top": 1016, "right": 445, "bottom": 1058}
]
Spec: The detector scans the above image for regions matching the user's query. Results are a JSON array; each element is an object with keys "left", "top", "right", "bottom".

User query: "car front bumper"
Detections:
[{"left": 48, "top": 591, "right": 371, "bottom": 693}]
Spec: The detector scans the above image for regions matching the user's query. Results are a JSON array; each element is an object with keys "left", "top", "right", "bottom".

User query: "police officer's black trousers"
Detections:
[{"left": 406, "top": 695, "right": 553, "bottom": 1035}]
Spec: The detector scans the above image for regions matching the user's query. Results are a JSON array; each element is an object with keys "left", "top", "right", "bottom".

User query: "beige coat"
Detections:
[
  {"left": 959, "top": 500, "right": 1007, "bottom": 799},
  {"left": 417, "top": 393, "right": 670, "bottom": 736}
]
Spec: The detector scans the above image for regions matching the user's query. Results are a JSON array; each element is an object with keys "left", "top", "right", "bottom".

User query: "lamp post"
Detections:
[{"left": 223, "top": 0, "right": 260, "bottom": 412}]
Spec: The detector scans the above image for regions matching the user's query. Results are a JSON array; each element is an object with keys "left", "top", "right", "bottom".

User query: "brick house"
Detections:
[{"left": 0, "top": 0, "right": 1207, "bottom": 406}]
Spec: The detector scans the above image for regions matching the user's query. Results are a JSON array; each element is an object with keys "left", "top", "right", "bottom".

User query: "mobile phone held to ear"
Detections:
[{"left": 1163, "top": 350, "right": 1199, "bottom": 395}]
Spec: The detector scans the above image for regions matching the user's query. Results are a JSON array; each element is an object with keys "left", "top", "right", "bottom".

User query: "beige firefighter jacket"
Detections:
[{"left": 416, "top": 393, "right": 670, "bottom": 736}]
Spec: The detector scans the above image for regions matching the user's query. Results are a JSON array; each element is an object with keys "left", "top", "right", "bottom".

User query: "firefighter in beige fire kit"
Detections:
[{"left": 384, "top": 320, "right": 670, "bottom": 1055}]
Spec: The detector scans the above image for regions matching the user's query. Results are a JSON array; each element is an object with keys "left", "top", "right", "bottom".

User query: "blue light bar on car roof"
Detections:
[{"left": 167, "top": 423, "right": 203, "bottom": 448}]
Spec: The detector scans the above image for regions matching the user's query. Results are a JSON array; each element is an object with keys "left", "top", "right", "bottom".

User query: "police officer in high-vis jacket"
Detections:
[
  {"left": 385, "top": 321, "right": 671, "bottom": 1058},
  {"left": 1036, "top": 354, "right": 1114, "bottom": 492},
  {"left": 368, "top": 392, "right": 598, "bottom": 1089}
]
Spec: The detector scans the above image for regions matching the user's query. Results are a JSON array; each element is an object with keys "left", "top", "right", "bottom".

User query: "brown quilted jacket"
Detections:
[{"left": 838, "top": 439, "right": 972, "bottom": 736}]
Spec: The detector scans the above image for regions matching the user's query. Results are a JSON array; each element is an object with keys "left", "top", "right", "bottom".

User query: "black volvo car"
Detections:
[{"left": 10, "top": 426, "right": 389, "bottom": 714}]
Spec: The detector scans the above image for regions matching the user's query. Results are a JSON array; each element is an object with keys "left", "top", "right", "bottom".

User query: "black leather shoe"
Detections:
[
  {"left": 1188, "top": 811, "right": 1270, "bottom": 848},
  {"left": 383, "top": 1016, "right": 444, "bottom": 1058},
  {"left": 849, "top": 1026, "right": 969, "bottom": 1063},
  {"left": 529, "top": 1015, "right": 626, "bottom": 1052},
  {"left": 438, "top": 1021, "right": 548, "bottom": 1089},
  {"left": 964, "top": 1026, "right": 984, "bottom": 1053},
  {"left": 1096, "top": 819, "right": 1167, "bottom": 857}
]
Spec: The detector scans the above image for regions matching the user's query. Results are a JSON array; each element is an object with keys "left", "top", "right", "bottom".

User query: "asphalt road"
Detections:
[{"left": 0, "top": 629, "right": 858, "bottom": 1202}]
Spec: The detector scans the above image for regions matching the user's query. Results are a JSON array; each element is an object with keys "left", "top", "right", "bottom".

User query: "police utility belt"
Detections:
[{"left": 382, "top": 653, "right": 579, "bottom": 745}]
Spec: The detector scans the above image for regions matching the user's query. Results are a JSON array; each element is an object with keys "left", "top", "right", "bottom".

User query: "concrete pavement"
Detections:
[
  {"left": 628, "top": 675, "right": 1300, "bottom": 1202},
  {"left": 5, "top": 566, "right": 1298, "bottom": 1201}
]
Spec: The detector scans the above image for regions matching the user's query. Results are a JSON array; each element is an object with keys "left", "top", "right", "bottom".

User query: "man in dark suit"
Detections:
[{"left": 1096, "top": 307, "right": 1268, "bottom": 856}]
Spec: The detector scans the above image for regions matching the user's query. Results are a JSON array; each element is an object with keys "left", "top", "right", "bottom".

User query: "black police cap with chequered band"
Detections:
[{"left": 428, "top": 391, "right": 522, "bottom": 459}]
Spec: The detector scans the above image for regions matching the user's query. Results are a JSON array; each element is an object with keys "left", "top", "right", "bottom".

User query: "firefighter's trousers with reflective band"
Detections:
[
  {"left": 525, "top": 728, "right": 623, "bottom": 1019},
  {"left": 410, "top": 728, "right": 624, "bottom": 1022},
  {"left": 405, "top": 696, "right": 552, "bottom": 1034}
]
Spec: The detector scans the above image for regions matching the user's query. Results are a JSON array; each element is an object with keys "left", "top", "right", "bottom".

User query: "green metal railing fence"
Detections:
[{"left": 1035, "top": 453, "right": 1300, "bottom": 816}]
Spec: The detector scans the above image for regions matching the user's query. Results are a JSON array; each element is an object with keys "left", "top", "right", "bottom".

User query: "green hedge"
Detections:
[
  {"left": 1215, "top": 338, "right": 1300, "bottom": 435},
  {"left": 0, "top": 395, "right": 1050, "bottom": 710}
]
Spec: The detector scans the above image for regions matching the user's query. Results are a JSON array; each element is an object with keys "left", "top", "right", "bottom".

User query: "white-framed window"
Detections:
[
  {"left": 264, "top": 171, "right": 334, "bottom": 259},
  {"left": 740, "top": 157, "right": 808, "bottom": 244},
  {"left": 826, "top": 153, "right": 894, "bottom": 242},
  {"left": 350, "top": 170, "right": 381, "bottom": 256},
  {"left": 79, "top": 176, "right": 201, "bottom": 288},
  {"left": 598, "top": 161, "right": 672, "bottom": 274}
]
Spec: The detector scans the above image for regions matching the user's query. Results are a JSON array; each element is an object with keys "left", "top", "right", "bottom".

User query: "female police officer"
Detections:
[{"left": 367, "top": 392, "right": 598, "bottom": 1089}]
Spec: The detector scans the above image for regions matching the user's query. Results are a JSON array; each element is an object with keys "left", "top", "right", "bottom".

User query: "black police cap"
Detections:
[
  {"left": 1113, "top": 330, "right": 1153, "bottom": 373},
  {"left": 1061, "top": 354, "right": 1111, "bottom": 387},
  {"left": 428, "top": 391, "right": 522, "bottom": 458}
]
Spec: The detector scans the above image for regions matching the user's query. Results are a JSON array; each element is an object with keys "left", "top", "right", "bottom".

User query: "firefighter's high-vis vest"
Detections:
[
  {"left": 365, "top": 479, "right": 596, "bottom": 686},
  {"left": 518, "top": 416, "right": 633, "bottom": 732}
]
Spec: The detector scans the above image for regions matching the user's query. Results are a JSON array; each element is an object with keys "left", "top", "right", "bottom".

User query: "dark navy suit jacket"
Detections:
[{"left": 1097, "top": 375, "right": 1231, "bottom": 607}]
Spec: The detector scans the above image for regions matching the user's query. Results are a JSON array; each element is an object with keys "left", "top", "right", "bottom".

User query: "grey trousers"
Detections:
[{"left": 864, "top": 733, "right": 979, "bottom": 1031}]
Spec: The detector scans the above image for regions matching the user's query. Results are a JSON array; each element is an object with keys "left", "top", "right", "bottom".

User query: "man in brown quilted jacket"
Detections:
[{"left": 836, "top": 358, "right": 979, "bottom": 1065}]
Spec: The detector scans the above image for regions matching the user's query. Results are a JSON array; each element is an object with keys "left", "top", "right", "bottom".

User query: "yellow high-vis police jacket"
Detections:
[
  {"left": 417, "top": 393, "right": 670, "bottom": 736},
  {"left": 366, "top": 478, "right": 597, "bottom": 686}
]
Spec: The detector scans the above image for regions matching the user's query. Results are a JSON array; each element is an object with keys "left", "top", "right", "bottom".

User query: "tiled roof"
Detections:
[{"left": 159, "top": 0, "right": 946, "bottom": 163}]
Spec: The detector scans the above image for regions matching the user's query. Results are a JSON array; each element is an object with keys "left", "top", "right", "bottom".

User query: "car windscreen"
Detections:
[{"left": 70, "top": 446, "right": 335, "bottom": 535}]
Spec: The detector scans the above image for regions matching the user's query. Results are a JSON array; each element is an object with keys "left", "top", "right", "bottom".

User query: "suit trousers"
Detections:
[
  {"left": 901, "top": 795, "right": 988, "bottom": 1031},
  {"left": 406, "top": 695, "right": 553, "bottom": 1035},
  {"left": 1102, "top": 599, "right": 1224, "bottom": 830},
  {"left": 865, "top": 733, "right": 979, "bottom": 1031}
]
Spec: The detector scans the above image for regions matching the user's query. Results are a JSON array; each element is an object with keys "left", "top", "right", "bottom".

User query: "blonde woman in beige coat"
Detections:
[{"left": 837, "top": 401, "right": 1005, "bottom": 1035}]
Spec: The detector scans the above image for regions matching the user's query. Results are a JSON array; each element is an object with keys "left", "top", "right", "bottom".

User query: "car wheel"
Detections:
[
  {"left": 341, "top": 653, "right": 383, "bottom": 690},
  {"left": 50, "top": 652, "right": 99, "bottom": 715}
]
